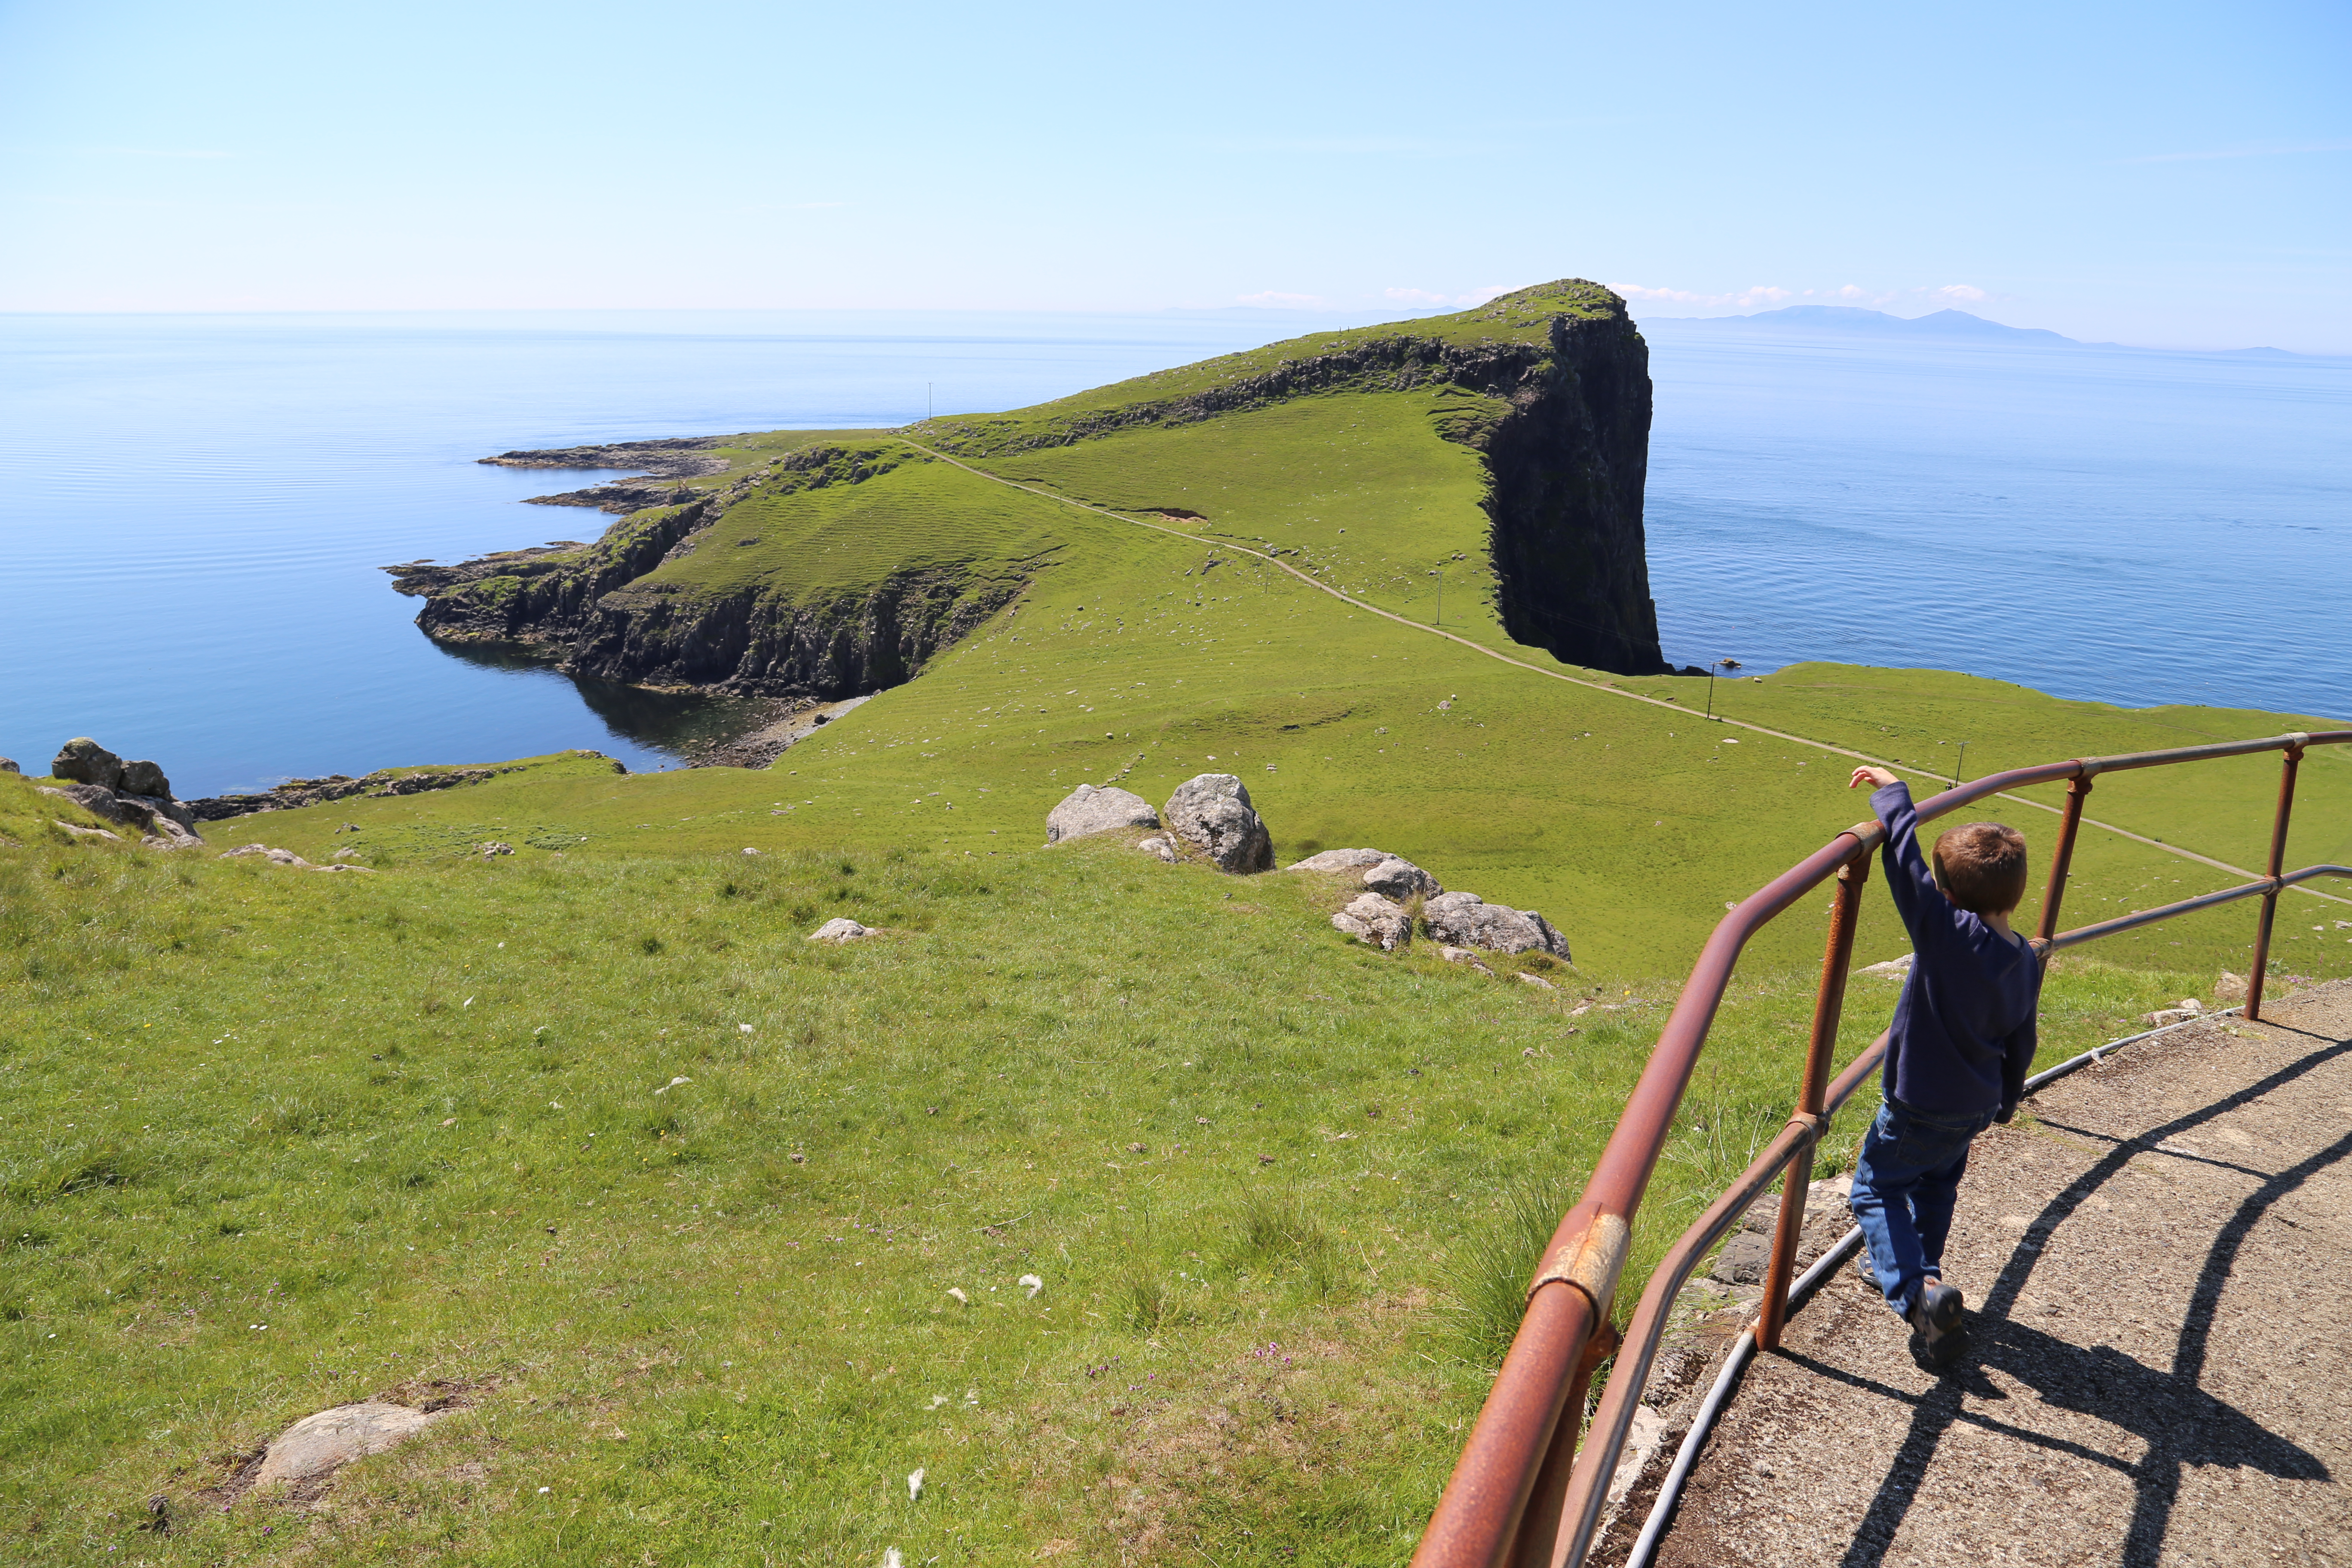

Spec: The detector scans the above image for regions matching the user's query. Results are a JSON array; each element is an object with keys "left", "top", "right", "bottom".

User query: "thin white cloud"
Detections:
[
  {"left": 89, "top": 146, "right": 232, "bottom": 159},
  {"left": 1611, "top": 282, "right": 1792, "bottom": 310},
  {"left": 1237, "top": 290, "right": 1330, "bottom": 309},
  {"left": 1617, "top": 280, "right": 1999, "bottom": 314},
  {"left": 1384, "top": 285, "right": 1510, "bottom": 307},
  {"left": 2120, "top": 140, "right": 2352, "bottom": 164}
]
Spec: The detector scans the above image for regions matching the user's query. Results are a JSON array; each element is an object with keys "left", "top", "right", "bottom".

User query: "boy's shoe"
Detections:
[{"left": 1907, "top": 1280, "right": 1967, "bottom": 1369}]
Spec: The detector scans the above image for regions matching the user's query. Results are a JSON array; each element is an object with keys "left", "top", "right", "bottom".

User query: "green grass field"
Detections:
[{"left": 6, "top": 280, "right": 2346, "bottom": 1563}]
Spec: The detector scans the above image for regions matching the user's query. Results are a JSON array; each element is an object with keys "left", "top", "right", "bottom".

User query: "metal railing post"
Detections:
[
  {"left": 2036, "top": 770, "right": 2094, "bottom": 943},
  {"left": 1756, "top": 852, "right": 1870, "bottom": 1352},
  {"left": 1509, "top": 1321, "right": 1620, "bottom": 1568},
  {"left": 2245, "top": 743, "right": 2304, "bottom": 1022}
]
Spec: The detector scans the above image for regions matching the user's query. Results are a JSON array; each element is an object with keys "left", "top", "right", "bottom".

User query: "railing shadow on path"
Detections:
[{"left": 1823, "top": 1027, "right": 2350, "bottom": 1568}]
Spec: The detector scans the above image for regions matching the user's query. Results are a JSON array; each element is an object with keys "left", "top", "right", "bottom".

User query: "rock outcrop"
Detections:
[
  {"left": 808, "top": 918, "right": 873, "bottom": 943},
  {"left": 217, "top": 844, "right": 373, "bottom": 872},
  {"left": 1163, "top": 774, "right": 1273, "bottom": 873},
  {"left": 1287, "top": 847, "right": 1391, "bottom": 873},
  {"left": 1422, "top": 891, "right": 1571, "bottom": 959},
  {"left": 39, "top": 781, "right": 202, "bottom": 847},
  {"left": 1046, "top": 784, "right": 1160, "bottom": 844},
  {"left": 1332, "top": 892, "right": 1412, "bottom": 951},
  {"left": 51, "top": 737, "right": 126, "bottom": 790},
  {"left": 1363, "top": 855, "right": 1441, "bottom": 900}
]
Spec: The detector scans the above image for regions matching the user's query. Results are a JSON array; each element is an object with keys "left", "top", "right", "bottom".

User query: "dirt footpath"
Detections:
[{"left": 1652, "top": 979, "right": 2352, "bottom": 1568}]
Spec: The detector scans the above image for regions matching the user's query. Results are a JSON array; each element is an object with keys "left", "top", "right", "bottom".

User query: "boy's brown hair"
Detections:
[{"left": 1932, "top": 822, "right": 2029, "bottom": 915}]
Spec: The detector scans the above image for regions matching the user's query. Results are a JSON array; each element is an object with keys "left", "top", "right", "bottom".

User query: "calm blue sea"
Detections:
[{"left": 3, "top": 309, "right": 2345, "bottom": 797}]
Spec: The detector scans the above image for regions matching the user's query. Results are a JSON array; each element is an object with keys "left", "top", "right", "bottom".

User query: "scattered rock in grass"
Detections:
[
  {"left": 478, "top": 842, "right": 514, "bottom": 858},
  {"left": 809, "top": 918, "right": 873, "bottom": 943},
  {"left": 250, "top": 1401, "right": 445, "bottom": 1493},
  {"left": 1163, "top": 774, "right": 1273, "bottom": 873},
  {"left": 2215, "top": 971, "right": 2249, "bottom": 1003},
  {"left": 1421, "top": 891, "right": 1571, "bottom": 959},
  {"left": 1046, "top": 783, "right": 1160, "bottom": 844},
  {"left": 1136, "top": 836, "right": 1178, "bottom": 863},
  {"left": 0, "top": 756, "right": 17, "bottom": 774},
  {"left": 1438, "top": 945, "right": 1494, "bottom": 975},
  {"left": 1332, "top": 892, "right": 1412, "bottom": 951},
  {"left": 50, "top": 737, "right": 124, "bottom": 790},
  {"left": 1286, "top": 847, "right": 1390, "bottom": 873},
  {"left": 220, "top": 844, "right": 313, "bottom": 867},
  {"left": 1857, "top": 953, "right": 1914, "bottom": 979},
  {"left": 55, "top": 820, "right": 123, "bottom": 842},
  {"left": 1363, "top": 855, "right": 1441, "bottom": 900},
  {"left": 2144, "top": 999, "right": 2205, "bottom": 1027},
  {"left": 742, "top": 846, "right": 761, "bottom": 856},
  {"left": 1517, "top": 972, "right": 1558, "bottom": 990}
]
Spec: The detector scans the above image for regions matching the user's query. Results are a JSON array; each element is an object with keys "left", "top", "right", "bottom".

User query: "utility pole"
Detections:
[
  {"left": 927, "top": 383, "right": 933, "bottom": 421},
  {"left": 1706, "top": 656, "right": 1742, "bottom": 720},
  {"left": 1435, "top": 566, "right": 1442, "bottom": 628},
  {"left": 1953, "top": 741, "right": 1967, "bottom": 788}
]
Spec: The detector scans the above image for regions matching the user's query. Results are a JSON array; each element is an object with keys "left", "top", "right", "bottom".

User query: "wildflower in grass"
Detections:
[
  {"left": 907, "top": 1467, "right": 925, "bottom": 1500},
  {"left": 1019, "top": 1273, "right": 1044, "bottom": 1298}
]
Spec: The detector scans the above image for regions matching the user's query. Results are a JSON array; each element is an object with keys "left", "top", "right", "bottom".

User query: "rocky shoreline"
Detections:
[{"left": 479, "top": 436, "right": 737, "bottom": 515}]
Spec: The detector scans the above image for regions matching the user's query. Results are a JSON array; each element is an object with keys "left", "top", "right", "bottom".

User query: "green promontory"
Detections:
[{"left": 387, "top": 279, "right": 1666, "bottom": 691}]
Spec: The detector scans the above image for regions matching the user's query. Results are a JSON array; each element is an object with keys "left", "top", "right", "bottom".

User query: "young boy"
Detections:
[{"left": 1845, "top": 765, "right": 2042, "bottom": 1369}]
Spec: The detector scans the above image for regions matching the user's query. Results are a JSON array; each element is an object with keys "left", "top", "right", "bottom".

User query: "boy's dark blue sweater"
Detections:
[{"left": 1871, "top": 781, "right": 2043, "bottom": 1116}]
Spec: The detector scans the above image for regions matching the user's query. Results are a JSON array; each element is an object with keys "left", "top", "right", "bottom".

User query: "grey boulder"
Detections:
[
  {"left": 1332, "top": 892, "right": 1412, "bottom": 951},
  {"left": 1363, "top": 856, "right": 1441, "bottom": 900},
  {"left": 0, "top": 757, "right": 18, "bottom": 774},
  {"left": 119, "top": 759, "right": 171, "bottom": 797},
  {"left": 1163, "top": 774, "right": 1273, "bottom": 874},
  {"left": 1286, "top": 847, "right": 1390, "bottom": 873},
  {"left": 252, "top": 1400, "right": 445, "bottom": 1491},
  {"left": 50, "top": 737, "right": 123, "bottom": 790},
  {"left": 1422, "top": 891, "right": 1571, "bottom": 959},
  {"left": 1046, "top": 783, "right": 1160, "bottom": 844},
  {"left": 808, "top": 917, "right": 873, "bottom": 943}
]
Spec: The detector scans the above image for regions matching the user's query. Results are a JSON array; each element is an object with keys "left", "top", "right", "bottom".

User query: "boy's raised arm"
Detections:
[{"left": 1849, "top": 767, "right": 1949, "bottom": 949}]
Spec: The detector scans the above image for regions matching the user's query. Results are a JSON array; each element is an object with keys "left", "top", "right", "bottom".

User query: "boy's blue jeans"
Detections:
[{"left": 1849, "top": 1096, "right": 1997, "bottom": 1315}]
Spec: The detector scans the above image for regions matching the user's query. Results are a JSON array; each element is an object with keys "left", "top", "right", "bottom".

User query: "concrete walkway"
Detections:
[{"left": 1651, "top": 978, "right": 2352, "bottom": 1568}]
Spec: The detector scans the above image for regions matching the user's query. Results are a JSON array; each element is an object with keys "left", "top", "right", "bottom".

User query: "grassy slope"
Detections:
[
  {"left": 0, "top": 772, "right": 2257, "bottom": 1567},
  {"left": 8, "top": 281, "right": 2348, "bottom": 1562}
]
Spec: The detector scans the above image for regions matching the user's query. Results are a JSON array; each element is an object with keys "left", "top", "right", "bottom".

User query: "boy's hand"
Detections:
[{"left": 1850, "top": 765, "right": 1900, "bottom": 790}]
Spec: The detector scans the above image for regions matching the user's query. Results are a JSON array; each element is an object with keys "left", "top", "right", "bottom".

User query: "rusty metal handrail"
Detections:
[{"left": 1412, "top": 728, "right": 2352, "bottom": 1568}]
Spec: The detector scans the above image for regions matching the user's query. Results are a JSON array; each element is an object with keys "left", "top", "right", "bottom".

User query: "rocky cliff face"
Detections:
[{"left": 389, "top": 444, "right": 1021, "bottom": 700}]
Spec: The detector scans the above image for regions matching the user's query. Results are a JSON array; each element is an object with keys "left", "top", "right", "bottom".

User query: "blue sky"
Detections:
[{"left": 3, "top": 0, "right": 2346, "bottom": 349}]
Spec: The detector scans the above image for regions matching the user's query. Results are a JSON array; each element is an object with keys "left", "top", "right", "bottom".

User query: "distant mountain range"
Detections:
[{"left": 1651, "top": 305, "right": 2305, "bottom": 358}]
